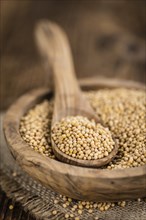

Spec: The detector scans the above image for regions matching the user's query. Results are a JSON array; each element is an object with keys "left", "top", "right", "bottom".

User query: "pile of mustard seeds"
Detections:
[
  {"left": 20, "top": 88, "right": 146, "bottom": 217},
  {"left": 20, "top": 100, "right": 55, "bottom": 158},
  {"left": 52, "top": 116, "right": 115, "bottom": 160},
  {"left": 86, "top": 88, "right": 146, "bottom": 169}
]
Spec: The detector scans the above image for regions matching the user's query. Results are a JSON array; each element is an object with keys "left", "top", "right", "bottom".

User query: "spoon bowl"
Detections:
[
  {"left": 52, "top": 137, "right": 118, "bottom": 168},
  {"left": 51, "top": 110, "right": 119, "bottom": 168}
]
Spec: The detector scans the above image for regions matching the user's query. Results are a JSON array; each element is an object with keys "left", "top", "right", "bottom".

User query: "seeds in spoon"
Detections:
[{"left": 51, "top": 116, "right": 115, "bottom": 160}]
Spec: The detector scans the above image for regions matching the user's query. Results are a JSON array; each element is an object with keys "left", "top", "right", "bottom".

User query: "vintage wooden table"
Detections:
[{"left": 0, "top": 189, "right": 35, "bottom": 220}]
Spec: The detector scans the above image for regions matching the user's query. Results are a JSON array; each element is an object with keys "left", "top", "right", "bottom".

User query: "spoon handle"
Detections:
[{"left": 35, "top": 21, "right": 80, "bottom": 113}]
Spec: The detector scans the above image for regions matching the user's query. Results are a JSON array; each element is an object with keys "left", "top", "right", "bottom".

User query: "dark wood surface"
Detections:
[
  {"left": 1, "top": 0, "right": 145, "bottom": 110},
  {"left": 0, "top": 188, "right": 35, "bottom": 220}
]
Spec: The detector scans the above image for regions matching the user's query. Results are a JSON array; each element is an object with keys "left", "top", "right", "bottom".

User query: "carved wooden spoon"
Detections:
[{"left": 35, "top": 21, "right": 118, "bottom": 167}]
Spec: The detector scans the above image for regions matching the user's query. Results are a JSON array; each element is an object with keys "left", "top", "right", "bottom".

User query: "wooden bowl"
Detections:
[{"left": 3, "top": 77, "right": 146, "bottom": 202}]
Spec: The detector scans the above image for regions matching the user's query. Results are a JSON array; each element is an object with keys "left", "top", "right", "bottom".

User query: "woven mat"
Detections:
[{"left": 0, "top": 112, "right": 146, "bottom": 220}]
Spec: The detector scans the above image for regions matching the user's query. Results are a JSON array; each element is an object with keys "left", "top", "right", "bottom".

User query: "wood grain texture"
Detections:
[
  {"left": 35, "top": 21, "right": 93, "bottom": 123},
  {"left": 3, "top": 78, "right": 146, "bottom": 202},
  {"left": 35, "top": 21, "right": 119, "bottom": 168},
  {"left": 0, "top": 188, "right": 34, "bottom": 220},
  {"left": 1, "top": 1, "right": 146, "bottom": 110}
]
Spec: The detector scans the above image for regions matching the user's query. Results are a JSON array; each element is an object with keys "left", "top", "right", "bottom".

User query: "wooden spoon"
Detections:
[{"left": 35, "top": 21, "right": 119, "bottom": 167}]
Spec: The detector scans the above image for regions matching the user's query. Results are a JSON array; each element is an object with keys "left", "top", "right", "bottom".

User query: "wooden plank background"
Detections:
[{"left": 1, "top": 0, "right": 145, "bottom": 110}]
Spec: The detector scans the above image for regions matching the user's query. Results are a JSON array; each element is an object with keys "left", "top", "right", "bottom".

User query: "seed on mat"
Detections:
[
  {"left": 52, "top": 210, "right": 57, "bottom": 215},
  {"left": 9, "top": 205, "right": 14, "bottom": 210}
]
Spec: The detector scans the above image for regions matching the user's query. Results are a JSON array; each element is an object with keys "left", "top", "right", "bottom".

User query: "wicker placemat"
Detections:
[{"left": 0, "top": 113, "right": 146, "bottom": 220}]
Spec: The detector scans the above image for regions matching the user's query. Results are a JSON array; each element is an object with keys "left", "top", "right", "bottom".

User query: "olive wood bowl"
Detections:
[{"left": 3, "top": 77, "right": 146, "bottom": 202}]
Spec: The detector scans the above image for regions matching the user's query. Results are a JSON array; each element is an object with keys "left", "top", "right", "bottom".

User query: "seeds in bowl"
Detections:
[
  {"left": 86, "top": 88, "right": 146, "bottom": 169},
  {"left": 20, "top": 100, "right": 55, "bottom": 158},
  {"left": 20, "top": 88, "right": 146, "bottom": 215},
  {"left": 20, "top": 88, "right": 146, "bottom": 168},
  {"left": 51, "top": 116, "right": 115, "bottom": 160}
]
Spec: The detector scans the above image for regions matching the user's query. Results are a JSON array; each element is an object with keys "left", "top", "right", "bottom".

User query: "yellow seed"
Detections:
[
  {"left": 54, "top": 199, "right": 59, "bottom": 204},
  {"left": 65, "top": 213, "right": 69, "bottom": 218},
  {"left": 78, "top": 204, "right": 83, "bottom": 209},
  {"left": 78, "top": 209, "right": 82, "bottom": 214},
  {"left": 52, "top": 210, "right": 57, "bottom": 215},
  {"left": 9, "top": 205, "right": 13, "bottom": 210},
  {"left": 63, "top": 204, "right": 67, "bottom": 208}
]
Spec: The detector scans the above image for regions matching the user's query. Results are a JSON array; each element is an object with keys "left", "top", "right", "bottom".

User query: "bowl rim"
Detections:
[{"left": 3, "top": 77, "right": 146, "bottom": 180}]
